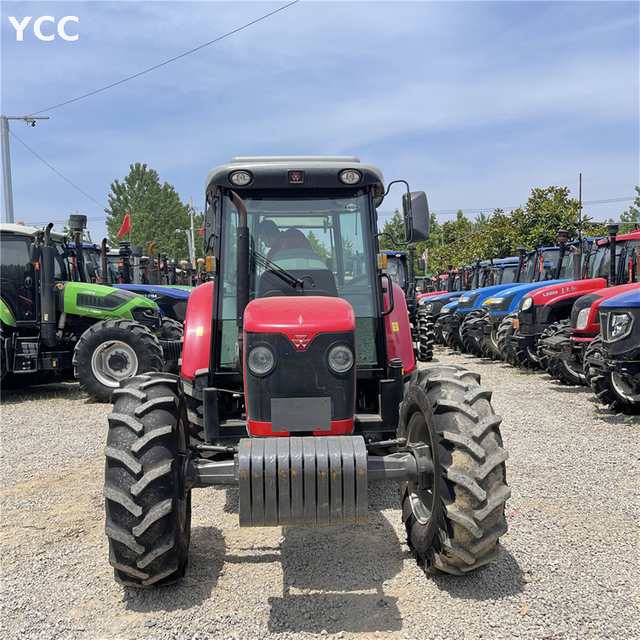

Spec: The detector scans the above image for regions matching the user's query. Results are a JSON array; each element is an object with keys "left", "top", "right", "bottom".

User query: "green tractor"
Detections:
[{"left": 0, "top": 221, "right": 172, "bottom": 401}]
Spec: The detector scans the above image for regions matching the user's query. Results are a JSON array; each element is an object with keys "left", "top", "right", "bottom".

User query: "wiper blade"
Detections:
[{"left": 251, "top": 249, "right": 304, "bottom": 289}]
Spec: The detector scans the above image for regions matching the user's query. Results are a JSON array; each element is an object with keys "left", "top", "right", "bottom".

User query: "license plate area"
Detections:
[{"left": 271, "top": 397, "right": 332, "bottom": 432}]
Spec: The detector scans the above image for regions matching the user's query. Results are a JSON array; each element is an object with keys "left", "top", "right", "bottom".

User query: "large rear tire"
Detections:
[
  {"left": 539, "top": 320, "right": 586, "bottom": 386},
  {"left": 73, "top": 319, "right": 163, "bottom": 402},
  {"left": 398, "top": 365, "right": 510, "bottom": 574},
  {"left": 104, "top": 373, "right": 192, "bottom": 587},
  {"left": 585, "top": 336, "right": 640, "bottom": 414}
]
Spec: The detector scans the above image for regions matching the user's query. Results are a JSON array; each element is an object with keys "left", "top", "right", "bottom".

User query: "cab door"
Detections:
[{"left": 1, "top": 235, "right": 37, "bottom": 324}]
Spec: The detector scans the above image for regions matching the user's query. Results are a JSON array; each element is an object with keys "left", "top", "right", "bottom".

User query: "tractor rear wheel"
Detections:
[
  {"left": 585, "top": 336, "right": 640, "bottom": 414},
  {"left": 540, "top": 320, "right": 586, "bottom": 386},
  {"left": 73, "top": 319, "right": 163, "bottom": 402},
  {"left": 496, "top": 312, "right": 518, "bottom": 365},
  {"left": 398, "top": 365, "right": 510, "bottom": 574},
  {"left": 460, "top": 309, "right": 488, "bottom": 358},
  {"left": 104, "top": 373, "right": 191, "bottom": 586}
]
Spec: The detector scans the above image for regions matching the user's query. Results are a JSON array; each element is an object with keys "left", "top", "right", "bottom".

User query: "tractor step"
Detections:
[{"left": 13, "top": 338, "right": 39, "bottom": 371}]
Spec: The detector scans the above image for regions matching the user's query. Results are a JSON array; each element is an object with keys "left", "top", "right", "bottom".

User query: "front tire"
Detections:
[
  {"left": 104, "top": 373, "right": 191, "bottom": 587},
  {"left": 73, "top": 319, "right": 163, "bottom": 402},
  {"left": 539, "top": 320, "right": 586, "bottom": 386},
  {"left": 398, "top": 365, "right": 510, "bottom": 574},
  {"left": 416, "top": 310, "right": 435, "bottom": 362},
  {"left": 496, "top": 312, "right": 518, "bottom": 365},
  {"left": 586, "top": 336, "right": 640, "bottom": 414},
  {"left": 460, "top": 309, "right": 488, "bottom": 358}
]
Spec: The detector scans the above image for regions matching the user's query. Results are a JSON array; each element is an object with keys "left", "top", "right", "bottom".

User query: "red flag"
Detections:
[
  {"left": 116, "top": 210, "right": 131, "bottom": 238},
  {"left": 199, "top": 220, "right": 204, "bottom": 236}
]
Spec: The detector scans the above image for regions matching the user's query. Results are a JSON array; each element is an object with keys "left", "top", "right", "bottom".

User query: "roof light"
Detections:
[
  {"left": 229, "top": 170, "right": 252, "bottom": 187},
  {"left": 339, "top": 169, "right": 362, "bottom": 185}
]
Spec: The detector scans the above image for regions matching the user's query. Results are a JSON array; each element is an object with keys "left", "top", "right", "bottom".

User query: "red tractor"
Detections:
[{"left": 103, "top": 157, "right": 509, "bottom": 587}]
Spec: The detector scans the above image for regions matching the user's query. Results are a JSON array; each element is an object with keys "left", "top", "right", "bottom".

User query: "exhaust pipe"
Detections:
[
  {"left": 607, "top": 224, "right": 619, "bottom": 286},
  {"left": 40, "top": 224, "right": 57, "bottom": 347}
]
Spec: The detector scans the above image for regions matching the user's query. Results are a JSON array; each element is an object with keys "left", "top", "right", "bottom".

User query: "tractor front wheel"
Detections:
[
  {"left": 460, "top": 309, "right": 488, "bottom": 358},
  {"left": 496, "top": 312, "right": 518, "bottom": 365},
  {"left": 104, "top": 373, "right": 191, "bottom": 586},
  {"left": 586, "top": 336, "right": 640, "bottom": 414},
  {"left": 539, "top": 320, "right": 586, "bottom": 386},
  {"left": 398, "top": 365, "right": 510, "bottom": 574},
  {"left": 416, "top": 310, "right": 435, "bottom": 362},
  {"left": 73, "top": 319, "right": 163, "bottom": 402}
]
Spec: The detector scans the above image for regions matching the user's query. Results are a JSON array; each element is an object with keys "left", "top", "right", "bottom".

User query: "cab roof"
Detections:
[
  {"left": 205, "top": 156, "right": 386, "bottom": 202},
  {"left": 0, "top": 223, "right": 66, "bottom": 242}
]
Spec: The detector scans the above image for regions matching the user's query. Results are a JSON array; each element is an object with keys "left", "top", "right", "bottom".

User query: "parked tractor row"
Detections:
[
  {"left": 0, "top": 217, "right": 190, "bottom": 400},
  {"left": 416, "top": 226, "right": 639, "bottom": 413}
]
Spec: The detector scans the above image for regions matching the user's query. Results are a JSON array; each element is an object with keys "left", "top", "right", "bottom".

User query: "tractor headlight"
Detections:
[
  {"left": 575, "top": 308, "right": 590, "bottom": 330},
  {"left": 608, "top": 313, "right": 633, "bottom": 342},
  {"left": 521, "top": 296, "right": 533, "bottom": 311},
  {"left": 327, "top": 344, "right": 354, "bottom": 374},
  {"left": 247, "top": 344, "right": 276, "bottom": 376},
  {"left": 422, "top": 302, "right": 434, "bottom": 313}
]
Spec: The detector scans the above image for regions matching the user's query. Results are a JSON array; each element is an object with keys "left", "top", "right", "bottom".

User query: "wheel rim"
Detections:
[
  {"left": 406, "top": 411, "right": 435, "bottom": 525},
  {"left": 611, "top": 373, "right": 640, "bottom": 402},
  {"left": 562, "top": 357, "right": 585, "bottom": 382},
  {"left": 90, "top": 340, "right": 139, "bottom": 387}
]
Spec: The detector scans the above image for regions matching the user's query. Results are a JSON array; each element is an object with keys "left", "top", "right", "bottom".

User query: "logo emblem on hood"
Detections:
[{"left": 291, "top": 335, "right": 310, "bottom": 350}]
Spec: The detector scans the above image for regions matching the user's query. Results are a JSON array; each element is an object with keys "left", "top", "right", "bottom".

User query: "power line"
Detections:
[
  {"left": 9, "top": 131, "right": 108, "bottom": 210},
  {"left": 26, "top": 0, "right": 301, "bottom": 117}
]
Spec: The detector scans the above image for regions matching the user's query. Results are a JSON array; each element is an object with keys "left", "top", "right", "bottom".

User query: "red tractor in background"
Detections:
[
  {"left": 514, "top": 226, "right": 640, "bottom": 375},
  {"left": 103, "top": 157, "right": 509, "bottom": 587}
]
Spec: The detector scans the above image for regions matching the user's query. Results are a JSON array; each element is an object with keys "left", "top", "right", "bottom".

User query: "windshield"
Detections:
[
  {"left": 588, "top": 242, "right": 611, "bottom": 279},
  {"left": 557, "top": 250, "right": 575, "bottom": 280},
  {"left": 218, "top": 189, "right": 378, "bottom": 369},
  {"left": 384, "top": 257, "right": 406, "bottom": 288},
  {"left": 497, "top": 264, "right": 519, "bottom": 285}
]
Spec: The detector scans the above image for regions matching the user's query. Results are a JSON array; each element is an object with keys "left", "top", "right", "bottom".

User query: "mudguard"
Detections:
[
  {"left": 181, "top": 282, "right": 214, "bottom": 380},
  {"left": 384, "top": 282, "right": 415, "bottom": 374},
  {"left": 1, "top": 299, "right": 16, "bottom": 327}
]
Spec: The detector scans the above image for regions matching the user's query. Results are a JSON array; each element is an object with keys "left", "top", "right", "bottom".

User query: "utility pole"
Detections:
[
  {"left": 189, "top": 196, "right": 196, "bottom": 267},
  {"left": 1, "top": 115, "right": 49, "bottom": 223}
]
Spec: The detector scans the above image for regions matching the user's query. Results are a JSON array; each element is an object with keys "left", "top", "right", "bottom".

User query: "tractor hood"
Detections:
[
  {"left": 244, "top": 296, "right": 355, "bottom": 339},
  {"left": 521, "top": 278, "right": 608, "bottom": 310},
  {"left": 486, "top": 279, "right": 572, "bottom": 315}
]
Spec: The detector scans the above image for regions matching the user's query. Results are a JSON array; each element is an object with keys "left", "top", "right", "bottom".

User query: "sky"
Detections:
[{"left": 1, "top": 0, "right": 638, "bottom": 244}]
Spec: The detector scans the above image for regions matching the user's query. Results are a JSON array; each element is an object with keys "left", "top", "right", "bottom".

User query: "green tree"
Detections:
[
  {"left": 618, "top": 186, "right": 640, "bottom": 234},
  {"left": 511, "top": 186, "right": 580, "bottom": 249},
  {"left": 105, "top": 163, "right": 192, "bottom": 259},
  {"left": 307, "top": 230, "right": 329, "bottom": 261},
  {"left": 378, "top": 209, "right": 405, "bottom": 250}
]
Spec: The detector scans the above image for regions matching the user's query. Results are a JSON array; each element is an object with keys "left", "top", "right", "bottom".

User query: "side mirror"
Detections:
[
  {"left": 402, "top": 191, "right": 430, "bottom": 242},
  {"left": 29, "top": 243, "right": 41, "bottom": 263},
  {"left": 417, "top": 258, "right": 426, "bottom": 272}
]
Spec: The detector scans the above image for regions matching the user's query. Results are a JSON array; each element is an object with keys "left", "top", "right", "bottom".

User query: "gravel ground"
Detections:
[{"left": 1, "top": 346, "right": 639, "bottom": 640}]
